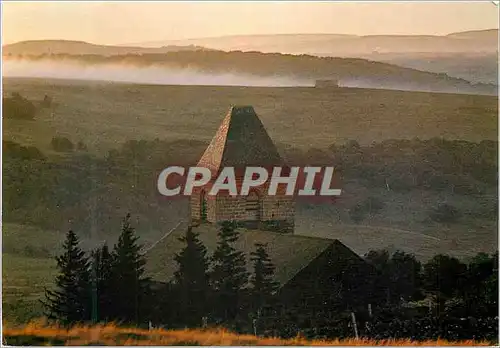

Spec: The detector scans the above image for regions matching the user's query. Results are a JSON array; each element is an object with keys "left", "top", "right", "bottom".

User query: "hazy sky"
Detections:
[{"left": 2, "top": 1, "right": 499, "bottom": 45}]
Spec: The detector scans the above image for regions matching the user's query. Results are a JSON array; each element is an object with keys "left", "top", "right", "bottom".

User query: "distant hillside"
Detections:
[
  {"left": 358, "top": 52, "right": 498, "bottom": 85},
  {"left": 2, "top": 40, "right": 209, "bottom": 56},
  {"left": 142, "top": 30, "right": 497, "bottom": 85},
  {"left": 8, "top": 30, "right": 495, "bottom": 86},
  {"left": 7, "top": 30, "right": 496, "bottom": 58},
  {"left": 131, "top": 29, "right": 498, "bottom": 55},
  {"left": 446, "top": 28, "right": 499, "bottom": 40},
  {"left": 3, "top": 50, "right": 497, "bottom": 95}
]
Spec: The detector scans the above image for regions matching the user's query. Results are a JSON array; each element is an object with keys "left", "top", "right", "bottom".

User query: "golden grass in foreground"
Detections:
[{"left": 2, "top": 321, "right": 492, "bottom": 346}]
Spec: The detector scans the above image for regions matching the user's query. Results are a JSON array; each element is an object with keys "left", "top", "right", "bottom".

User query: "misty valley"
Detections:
[
  {"left": 2, "top": 74, "right": 498, "bottom": 335},
  {"left": 2, "top": 22, "right": 500, "bottom": 346}
]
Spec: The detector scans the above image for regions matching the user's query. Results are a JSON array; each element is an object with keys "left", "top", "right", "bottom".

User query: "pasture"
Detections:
[{"left": 2, "top": 77, "right": 498, "bottom": 323}]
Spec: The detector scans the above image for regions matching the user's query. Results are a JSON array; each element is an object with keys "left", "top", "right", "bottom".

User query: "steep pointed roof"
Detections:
[{"left": 197, "top": 106, "right": 283, "bottom": 175}]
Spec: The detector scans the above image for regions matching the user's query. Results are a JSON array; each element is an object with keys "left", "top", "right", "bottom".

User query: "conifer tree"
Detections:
[
  {"left": 90, "top": 244, "right": 113, "bottom": 323},
  {"left": 250, "top": 242, "right": 279, "bottom": 311},
  {"left": 109, "top": 214, "right": 151, "bottom": 324},
  {"left": 173, "top": 227, "right": 211, "bottom": 326},
  {"left": 211, "top": 221, "right": 249, "bottom": 322},
  {"left": 42, "top": 230, "right": 92, "bottom": 326}
]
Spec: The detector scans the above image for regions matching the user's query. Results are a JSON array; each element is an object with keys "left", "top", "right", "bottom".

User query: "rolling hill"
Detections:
[
  {"left": 129, "top": 29, "right": 498, "bottom": 55},
  {"left": 357, "top": 52, "right": 498, "bottom": 85},
  {"left": 126, "top": 29, "right": 498, "bottom": 85},
  {"left": 2, "top": 40, "right": 208, "bottom": 56}
]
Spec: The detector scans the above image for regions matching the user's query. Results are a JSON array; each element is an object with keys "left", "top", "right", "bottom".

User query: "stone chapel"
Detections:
[{"left": 190, "top": 105, "right": 294, "bottom": 233}]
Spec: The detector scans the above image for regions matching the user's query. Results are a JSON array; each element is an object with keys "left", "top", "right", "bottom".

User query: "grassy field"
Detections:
[
  {"left": 2, "top": 322, "right": 492, "bottom": 346},
  {"left": 2, "top": 224, "right": 61, "bottom": 323},
  {"left": 2, "top": 77, "right": 498, "bottom": 325},
  {"left": 3, "top": 77, "right": 497, "bottom": 154},
  {"left": 296, "top": 184, "right": 498, "bottom": 260}
]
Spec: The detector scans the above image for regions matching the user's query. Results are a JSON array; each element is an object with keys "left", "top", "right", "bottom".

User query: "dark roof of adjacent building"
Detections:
[
  {"left": 197, "top": 106, "right": 283, "bottom": 176},
  {"left": 145, "top": 222, "right": 364, "bottom": 287}
]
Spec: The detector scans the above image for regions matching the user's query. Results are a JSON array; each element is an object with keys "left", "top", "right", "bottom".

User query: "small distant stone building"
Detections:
[
  {"left": 315, "top": 79, "right": 340, "bottom": 88},
  {"left": 190, "top": 106, "right": 294, "bottom": 233}
]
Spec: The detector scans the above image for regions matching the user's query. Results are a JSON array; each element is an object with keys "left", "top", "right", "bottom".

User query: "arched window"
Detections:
[{"left": 245, "top": 190, "right": 260, "bottom": 221}]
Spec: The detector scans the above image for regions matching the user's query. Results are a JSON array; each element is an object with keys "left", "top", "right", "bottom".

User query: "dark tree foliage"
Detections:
[
  {"left": 3, "top": 92, "right": 37, "bottom": 119},
  {"left": 422, "top": 254, "right": 467, "bottom": 312},
  {"left": 211, "top": 221, "right": 250, "bottom": 322},
  {"left": 250, "top": 243, "right": 279, "bottom": 311},
  {"left": 51, "top": 136, "right": 74, "bottom": 153},
  {"left": 148, "top": 281, "right": 178, "bottom": 328},
  {"left": 42, "top": 230, "right": 91, "bottom": 326},
  {"left": 429, "top": 203, "right": 461, "bottom": 223},
  {"left": 41, "top": 95, "right": 53, "bottom": 108},
  {"left": 108, "top": 214, "right": 151, "bottom": 324},
  {"left": 173, "top": 227, "right": 211, "bottom": 327},
  {"left": 456, "top": 252, "right": 498, "bottom": 317},
  {"left": 77, "top": 141, "right": 88, "bottom": 152},
  {"left": 90, "top": 244, "right": 113, "bottom": 323},
  {"left": 390, "top": 251, "right": 423, "bottom": 302},
  {"left": 4, "top": 137, "right": 497, "bottom": 233},
  {"left": 349, "top": 197, "right": 386, "bottom": 223},
  {"left": 325, "top": 138, "right": 498, "bottom": 194},
  {"left": 365, "top": 249, "right": 422, "bottom": 305},
  {"left": 3, "top": 141, "right": 46, "bottom": 161}
]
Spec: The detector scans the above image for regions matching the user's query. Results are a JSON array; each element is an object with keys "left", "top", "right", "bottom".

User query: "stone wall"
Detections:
[
  {"left": 214, "top": 191, "right": 294, "bottom": 229},
  {"left": 261, "top": 195, "right": 295, "bottom": 221},
  {"left": 216, "top": 195, "right": 249, "bottom": 221},
  {"left": 190, "top": 189, "right": 217, "bottom": 223},
  {"left": 190, "top": 183, "right": 295, "bottom": 232}
]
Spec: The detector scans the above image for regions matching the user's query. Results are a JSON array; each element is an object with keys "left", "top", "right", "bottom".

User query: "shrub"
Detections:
[
  {"left": 50, "top": 136, "right": 74, "bottom": 153},
  {"left": 41, "top": 95, "right": 53, "bottom": 108},
  {"left": 3, "top": 92, "right": 37, "bottom": 120},
  {"left": 76, "top": 141, "right": 88, "bottom": 151},
  {"left": 3, "top": 141, "right": 45, "bottom": 161},
  {"left": 429, "top": 203, "right": 461, "bottom": 223},
  {"left": 349, "top": 196, "right": 386, "bottom": 223},
  {"left": 349, "top": 203, "right": 366, "bottom": 223}
]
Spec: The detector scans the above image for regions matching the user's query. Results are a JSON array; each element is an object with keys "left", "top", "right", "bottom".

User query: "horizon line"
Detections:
[{"left": 4, "top": 28, "right": 498, "bottom": 48}]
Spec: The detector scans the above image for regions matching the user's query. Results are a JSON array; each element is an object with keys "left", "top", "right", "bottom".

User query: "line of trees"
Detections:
[
  {"left": 42, "top": 214, "right": 152, "bottom": 326},
  {"left": 42, "top": 217, "right": 277, "bottom": 329},
  {"left": 4, "top": 137, "right": 497, "bottom": 233},
  {"left": 3, "top": 92, "right": 37, "bottom": 120},
  {"left": 42, "top": 215, "right": 498, "bottom": 342}
]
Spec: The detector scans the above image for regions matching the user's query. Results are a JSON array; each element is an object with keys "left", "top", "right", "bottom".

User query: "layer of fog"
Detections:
[
  {"left": 3, "top": 60, "right": 313, "bottom": 87},
  {"left": 3, "top": 59, "right": 495, "bottom": 96}
]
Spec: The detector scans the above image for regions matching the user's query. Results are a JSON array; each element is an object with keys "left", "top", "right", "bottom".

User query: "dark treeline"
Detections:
[
  {"left": 2, "top": 92, "right": 53, "bottom": 120},
  {"left": 43, "top": 218, "right": 278, "bottom": 330},
  {"left": 44, "top": 215, "right": 498, "bottom": 342},
  {"left": 3, "top": 137, "right": 497, "bottom": 233},
  {"left": 284, "top": 138, "right": 498, "bottom": 193},
  {"left": 3, "top": 92, "right": 38, "bottom": 120}
]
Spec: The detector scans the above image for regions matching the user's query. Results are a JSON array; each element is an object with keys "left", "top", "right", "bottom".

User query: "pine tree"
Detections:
[
  {"left": 211, "top": 221, "right": 249, "bottom": 322},
  {"left": 173, "top": 227, "right": 211, "bottom": 327},
  {"left": 90, "top": 244, "right": 113, "bottom": 323},
  {"left": 42, "top": 230, "right": 92, "bottom": 326},
  {"left": 109, "top": 214, "right": 151, "bottom": 324},
  {"left": 250, "top": 242, "right": 279, "bottom": 312}
]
